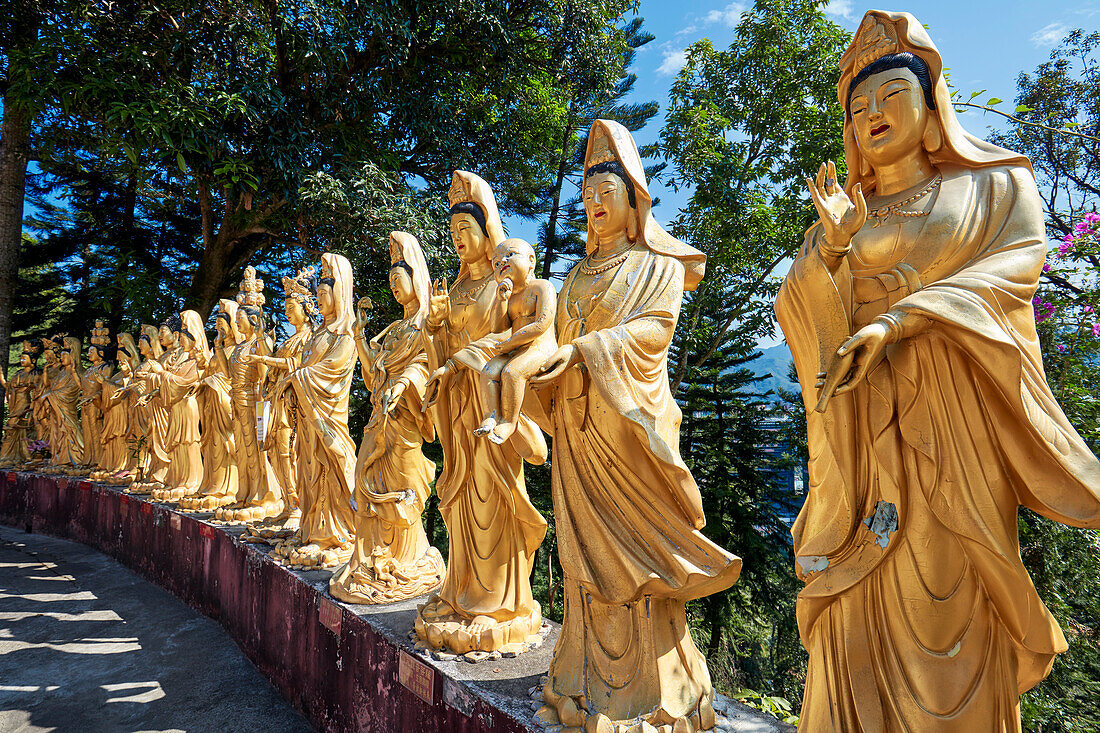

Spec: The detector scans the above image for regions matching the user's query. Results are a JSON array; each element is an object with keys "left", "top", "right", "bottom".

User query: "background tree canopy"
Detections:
[{"left": 2, "top": 1, "right": 1099, "bottom": 730}]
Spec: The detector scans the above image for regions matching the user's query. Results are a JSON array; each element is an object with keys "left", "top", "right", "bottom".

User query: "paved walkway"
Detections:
[{"left": 0, "top": 524, "right": 313, "bottom": 733}]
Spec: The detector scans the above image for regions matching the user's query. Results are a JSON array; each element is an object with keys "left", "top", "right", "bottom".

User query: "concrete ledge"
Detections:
[{"left": 0, "top": 470, "right": 793, "bottom": 733}]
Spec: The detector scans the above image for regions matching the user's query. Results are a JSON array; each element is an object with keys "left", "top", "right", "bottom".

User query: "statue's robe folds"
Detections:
[
  {"left": 776, "top": 164, "right": 1100, "bottom": 732},
  {"left": 46, "top": 369, "right": 84, "bottom": 466},
  {"left": 198, "top": 352, "right": 237, "bottom": 497},
  {"left": 1, "top": 369, "right": 37, "bottom": 463},
  {"left": 289, "top": 329, "right": 357, "bottom": 550},
  {"left": 156, "top": 354, "right": 203, "bottom": 492},
  {"left": 542, "top": 245, "right": 742, "bottom": 724}
]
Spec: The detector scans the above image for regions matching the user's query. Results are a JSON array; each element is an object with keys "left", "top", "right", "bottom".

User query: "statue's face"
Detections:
[
  {"left": 216, "top": 313, "right": 230, "bottom": 337},
  {"left": 89, "top": 347, "right": 102, "bottom": 364},
  {"left": 138, "top": 337, "right": 152, "bottom": 357},
  {"left": 583, "top": 172, "right": 632, "bottom": 242},
  {"left": 284, "top": 297, "right": 305, "bottom": 326},
  {"left": 44, "top": 349, "right": 57, "bottom": 366},
  {"left": 450, "top": 213, "right": 486, "bottom": 265},
  {"left": 121, "top": 359, "right": 132, "bottom": 376},
  {"left": 848, "top": 66, "right": 930, "bottom": 169},
  {"left": 158, "top": 325, "right": 175, "bottom": 348},
  {"left": 235, "top": 309, "right": 252, "bottom": 336},
  {"left": 19, "top": 353, "right": 31, "bottom": 369},
  {"left": 389, "top": 266, "right": 415, "bottom": 306},
  {"left": 60, "top": 350, "right": 73, "bottom": 367},
  {"left": 317, "top": 284, "right": 335, "bottom": 319},
  {"left": 493, "top": 241, "right": 535, "bottom": 285}
]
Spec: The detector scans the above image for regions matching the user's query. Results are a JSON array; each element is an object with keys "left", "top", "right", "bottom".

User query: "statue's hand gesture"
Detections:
[
  {"left": 427, "top": 278, "right": 451, "bottom": 330},
  {"left": 814, "top": 321, "right": 891, "bottom": 412},
  {"left": 421, "top": 365, "right": 450, "bottom": 412},
  {"left": 355, "top": 297, "right": 373, "bottom": 338},
  {"left": 807, "top": 161, "right": 866, "bottom": 270},
  {"left": 497, "top": 278, "right": 514, "bottom": 302}
]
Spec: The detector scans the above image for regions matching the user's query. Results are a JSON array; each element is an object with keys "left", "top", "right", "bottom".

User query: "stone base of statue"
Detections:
[
  {"left": 126, "top": 479, "right": 160, "bottom": 495},
  {"left": 213, "top": 497, "right": 284, "bottom": 523},
  {"left": 415, "top": 599, "right": 544, "bottom": 657},
  {"left": 329, "top": 545, "right": 445, "bottom": 605},
  {"left": 150, "top": 484, "right": 201, "bottom": 503}
]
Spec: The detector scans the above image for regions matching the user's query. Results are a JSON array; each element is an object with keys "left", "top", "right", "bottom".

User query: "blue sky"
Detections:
[{"left": 506, "top": 0, "right": 1100, "bottom": 246}]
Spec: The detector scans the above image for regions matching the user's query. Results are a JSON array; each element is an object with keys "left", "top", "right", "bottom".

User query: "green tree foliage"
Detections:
[{"left": 660, "top": 0, "right": 848, "bottom": 394}]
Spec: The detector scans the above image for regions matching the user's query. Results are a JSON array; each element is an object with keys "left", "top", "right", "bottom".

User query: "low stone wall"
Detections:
[{"left": 0, "top": 470, "right": 792, "bottom": 733}]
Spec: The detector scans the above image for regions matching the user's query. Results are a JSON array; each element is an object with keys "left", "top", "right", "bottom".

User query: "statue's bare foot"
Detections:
[
  {"left": 468, "top": 614, "right": 498, "bottom": 635},
  {"left": 473, "top": 417, "right": 496, "bottom": 437},
  {"left": 488, "top": 421, "right": 516, "bottom": 444},
  {"left": 419, "top": 597, "right": 452, "bottom": 620}
]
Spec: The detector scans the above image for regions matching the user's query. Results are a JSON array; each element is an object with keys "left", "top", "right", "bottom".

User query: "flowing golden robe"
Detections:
[
  {"left": 46, "top": 367, "right": 83, "bottom": 466},
  {"left": 1, "top": 369, "right": 38, "bottom": 463},
  {"left": 426, "top": 272, "right": 547, "bottom": 624},
  {"left": 263, "top": 327, "right": 310, "bottom": 504},
  {"left": 331, "top": 317, "right": 441, "bottom": 602},
  {"left": 98, "top": 371, "right": 133, "bottom": 474},
  {"left": 543, "top": 245, "right": 741, "bottom": 723},
  {"left": 289, "top": 328, "right": 357, "bottom": 549},
  {"left": 198, "top": 347, "right": 237, "bottom": 498},
  {"left": 777, "top": 164, "right": 1100, "bottom": 732},
  {"left": 80, "top": 362, "right": 111, "bottom": 468},
  {"left": 156, "top": 350, "right": 203, "bottom": 492},
  {"left": 136, "top": 356, "right": 170, "bottom": 484}
]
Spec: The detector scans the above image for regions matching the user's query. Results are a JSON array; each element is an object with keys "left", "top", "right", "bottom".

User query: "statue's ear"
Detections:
[
  {"left": 923, "top": 118, "right": 943, "bottom": 154},
  {"left": 626, "top": 212, "right": 638, "bottom": 242}
]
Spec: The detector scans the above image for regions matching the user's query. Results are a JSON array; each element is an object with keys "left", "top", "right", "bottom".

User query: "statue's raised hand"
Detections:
[
  {"left": 806, "top": 161, "right": 866, "bottom": 271},
  {"left": 427, "top": 278, "right": 450, "bottom": 330}
]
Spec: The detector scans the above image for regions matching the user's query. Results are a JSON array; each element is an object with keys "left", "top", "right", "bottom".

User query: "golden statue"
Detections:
[
  {"left": 244, "top": 267, "right": 317, "bottom": 532},
  {"left": 329, "top": 232, "right": 444, "bottom": 604},
  {"left": 78, "top": 324, "right": 113, "bottom": 471},
  {"left": 0, "top": 342, "right": 41, "bottom": 466},
  {"left": 130, "top": 325, "right": 169, "bottom": 492},
  {"left": 149, "top": 312, "right": 206, "bottom": 502},
  {"left": 180, "top": 299, "right": 240, "bottom": 511},
  {"left": 215, "top": 268, "right": 283, "bottom": 523},
  {"left": 529, "top": 120, "right": 741, "bottom": 732},
  {"left": 415, "top": 171, "right": 547, "bottom": 656},
  {"left": 30, "top": 337, "right": 62, "bottom": 464},
  {"left": 774, "top": 12, "right": 1100, "bottom": 732},
  {"left": 270, "top": 252, "right": 358, "bottom": 568},
  {"left": 92, "top": 333, "right": 140, "bottom": 483},
  {"left": 40, "top": 336, "right": 85, "bottom": 469}
]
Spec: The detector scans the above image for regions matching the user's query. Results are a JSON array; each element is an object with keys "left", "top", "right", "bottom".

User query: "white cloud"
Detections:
[
  {"left": 657, "top": 47, "right": 688, "bottom": 77},
  {"left": 824, "top": 0, "right": 856, "bottom": 21},
  {"left": 1031, "top": 21, "right": 1068, "bottom": 47},
  {"left": 702, "top": 2, "right": 749, "bottom": 29}
]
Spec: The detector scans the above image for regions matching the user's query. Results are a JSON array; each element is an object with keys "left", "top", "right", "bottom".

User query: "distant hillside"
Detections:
[{"left": 747, "top": 342, "right": 796, "bottom": 398}]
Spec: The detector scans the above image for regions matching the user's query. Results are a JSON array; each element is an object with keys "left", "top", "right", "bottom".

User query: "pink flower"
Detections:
[
  {"left": 1093, "top": 323, "right": 1100, "bottom": 337},
  {"left": 1086, "top": 306, "right": 1095, "bottom": 313},
  {"left": 1064, "top": 232, "right": 1076, "bottom": 243},
  {"left": 1085, "top": 212, "right": 1100, "bottom": 224},
  {"left": 1043, "top": 262, "right": 1052, "bottom": 272}
]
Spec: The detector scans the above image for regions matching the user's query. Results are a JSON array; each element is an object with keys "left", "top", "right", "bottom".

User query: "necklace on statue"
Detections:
[
  {"left": 867, "top": 173, "right": 942, "bottom": 227},
  {"left": 452, "top": 276, "right": 491, "bottom": 304},
  {"left": 580, "top": 249, "right": 629, "bottom": 275}
]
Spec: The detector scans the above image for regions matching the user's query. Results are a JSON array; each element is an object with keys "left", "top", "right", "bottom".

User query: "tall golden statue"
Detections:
[
  {"left": 245, "top": 267, "right": 317, "bottom": 531},
  {"left": 215, "top": 269, "right": 284, "bottom": 522},
  {"left": 78, "top": 325, "right": 113, "bottom": 471},
  {"left": 31, "top": 337, "right": 62, "bottom": 463},
  {"left": 131, "top": 325, "right": 169, "bottom": 492},
  {"left": 0, "top": 342, "right": 41, "bottom": 466},
  {"left": 774, "top": 12, "right": 1100, "bottom": 732},
  {"left": 271, "top": 252, "right": 358, "bottom": 568},
  {"left": 329, "top": 232, "right": 444, "bottom": 604},
  {"left": 93, "top": 333, "right": 140, "bottom": 483},
  {"left": 529, "top": 120, "right": 741, "bottom": 732},
  {"left": 415, "top": 171, "right": 547, "bottom": 656},
  {"left": 41, "top": 336, "right": 85, "bottom": 469},
  {"left": 181, "top": 299, "right": 240, "bottom": 511},
  {"left": 149, "top": 312, "right": 206, "bottom": 501}
]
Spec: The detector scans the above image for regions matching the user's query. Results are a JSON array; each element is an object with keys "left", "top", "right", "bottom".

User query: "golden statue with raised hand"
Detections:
[
  {"left": 92, "top": 333, "right": 140, "bottom": 483},
  {"left": 529, "top": 120, "right": 741, "bottom": 732},
  {"left": 329, "top": 232, "right": 444, "bottom": 604},
  {"left": 271, "top": 252, "right": 357, "bottom": 568},
  {"left": 78, "top": 323, "right": 113, "bottom": 472},
  {"left": 130, "top": 325, "right": 169, "bottom": 493},
  {"left": 243, "top": 267, "right": 317, "bottom": 534},
  {"left": 180, "top": 299, "right": 240, "bottom": 511},
  {"left": 775, "top": 12, "right": 1100, "bottom": 732},
  {"left": 41, "top": 336, "right": 85, "bottom": 470},
  {"left": 216, "top": 268, "right": 283, "bottom": 523},
  {"left": 149, "top": 312, "right": 206, "bottom": 502},
  {"left": 415, "top": 170, "right": 547, "bottom": 657},
  {"left": 0, "top": 341, "right": 41, "bottom": 466}
]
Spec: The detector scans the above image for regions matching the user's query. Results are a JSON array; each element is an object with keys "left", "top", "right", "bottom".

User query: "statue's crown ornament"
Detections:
[
  {"left": 282, "top": 266, "right": 319, "bottom": 316},
  {"left": 853, "top": 16, "right": 899, "bottom": 71},
  {"left": 586, "top": 129, "right": 617, "bottom": 167},
  {"left": 21, "top": 340, "right": 39, "bottom": 357},
  {"left": 90, "top": 319, "right": 111, "bottom": 347},
  {"left": 448, "top": 175, "right": 473, "bottom": 206},
  {"left": 236, "top": 266, "right": 266, "bottom": 308}
]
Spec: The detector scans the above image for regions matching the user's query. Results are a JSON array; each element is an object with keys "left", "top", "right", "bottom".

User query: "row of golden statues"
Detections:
[{"left": 4, "top": 11, "right": 1100, "bottom": 732}]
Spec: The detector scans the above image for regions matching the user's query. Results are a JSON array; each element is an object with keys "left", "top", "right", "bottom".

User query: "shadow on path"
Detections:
[{"left": 0, "top": 524, "right": 313, "bottom": 733}]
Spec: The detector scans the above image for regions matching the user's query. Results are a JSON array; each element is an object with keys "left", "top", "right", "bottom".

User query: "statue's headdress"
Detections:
[
  {"left": 281, "top": 266, "right": 319, "bottom": 317},
  {"left": 236, "top": 266, "right": 266, "bottom": 309},
  {"left": 90, "top": 320, "right": 111, "bottom": 347}
]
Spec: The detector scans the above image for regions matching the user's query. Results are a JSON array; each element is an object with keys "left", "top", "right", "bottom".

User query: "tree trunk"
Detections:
[
  {"left": 0, "top": 98, "right": 33, "bottom": 378},
  {"left": 540, "top": 103, "right": 576, "bottom": 280}
]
